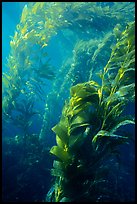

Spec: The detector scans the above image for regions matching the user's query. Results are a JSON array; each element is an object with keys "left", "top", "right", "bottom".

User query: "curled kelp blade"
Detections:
[
  {"left": 56, "top": 135, "right": 65, "bottom": 149},
  {"left": 50, "top": 146, "right": 71, "bottom": 163},
  {"left": 69, "top": 111, "right": 90, "bottom": 133},
  {"left": 69, "top": 127, "right": 91, "bottom": 150},
  {"left": 69, "top": 123, "right": 90, "bottom": 136},
  {"left": 52, "top": 118, "right": 69, "bottom": 145},
  {"left": 92, "top": 130, "right": 128, "bottom": 144},
  {"left": 110, "top": 117, "right": 135, "bottom": 134}
]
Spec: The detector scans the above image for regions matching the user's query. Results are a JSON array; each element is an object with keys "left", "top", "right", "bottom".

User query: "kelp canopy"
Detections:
[{"left": 2, "top": 2, "right": 135, "bottom": 202}]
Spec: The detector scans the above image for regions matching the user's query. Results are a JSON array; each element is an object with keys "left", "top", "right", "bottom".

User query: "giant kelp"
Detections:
[
  {"left": 48, "top": 22, "right": 135, "bottom": 202},
  {"left": 38, "top": 2, "right": 134, "bottom": 141},
  {"left": 38, "top": 30, "right": 119, "bottom": 141},
  {"left": 2, "top": 2, "right": 135, "bottom": 202},
  {"left": 2, "top": 2, "right": 134, "bottom": 140}
]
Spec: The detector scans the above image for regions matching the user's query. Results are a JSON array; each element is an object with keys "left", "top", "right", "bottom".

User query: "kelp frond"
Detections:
[{"left": 48, "top": 22, "right": 135, "bottom": 202}]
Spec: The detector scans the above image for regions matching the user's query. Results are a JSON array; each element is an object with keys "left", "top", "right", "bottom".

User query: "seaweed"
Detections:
[
  {"left": 48, "top": 22, "right": 135, "bottom": 202},
  {"left": 2, "top": 2, "right": 134, "bottom": 142},
  {"left": 2, "top": 2, "right": 135, "bottom": 202}
]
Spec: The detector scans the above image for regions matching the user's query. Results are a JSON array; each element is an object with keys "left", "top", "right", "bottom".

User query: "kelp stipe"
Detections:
[{"left": 47, "top": 22, "right": 135, "bottom": 202}]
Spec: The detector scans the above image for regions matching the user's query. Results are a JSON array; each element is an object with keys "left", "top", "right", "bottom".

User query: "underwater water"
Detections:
[{"left": 2, "top": 2, "right": 135, "bottom": 202}]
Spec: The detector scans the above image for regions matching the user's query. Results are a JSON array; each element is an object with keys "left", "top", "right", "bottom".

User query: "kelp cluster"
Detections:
[
  {"left": 38, "top": 2, "right": 135, "bottom": 141},
  {"left": 2, "top": 2, "right": 134, "bottom": 140},
  {"left": 48, "top": 22, "right": 135, "bottom": 202},
  {"left": 2, "top": 2, "right": 135, "bottom": 202},
  {"left": 2, "top": 2, "right": 61, "bottom": 132}
]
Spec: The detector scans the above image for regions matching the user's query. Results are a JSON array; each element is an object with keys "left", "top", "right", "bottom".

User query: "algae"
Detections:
[{"left": 48, "top": 22, "right": 135, "bottom": 202}]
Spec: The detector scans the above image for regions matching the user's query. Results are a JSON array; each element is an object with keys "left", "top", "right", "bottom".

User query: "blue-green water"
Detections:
[{"left": 2, "top": 2, "right": 135, "bottom": 202}]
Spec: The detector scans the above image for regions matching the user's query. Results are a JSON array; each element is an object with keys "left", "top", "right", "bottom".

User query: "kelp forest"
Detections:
[{"left": 2, "top": 2, "right": 135, "bottom": 202}]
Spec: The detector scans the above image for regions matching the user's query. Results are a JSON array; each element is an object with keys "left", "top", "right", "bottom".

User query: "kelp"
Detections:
[
  {"left": 23, "top": 2, "right": 134, "bottom": 141},
  {"left": 48, "top": 22, "right": 135, "bottom": 202},
  {"left": 2, "top": 3, "right": 135, "bottom": 202},
  {"left": 39, "top": 34, "right": 115, "bottom": 140},
  {"left": 40, "top": 6, "right": 133, "bottom": 140}
]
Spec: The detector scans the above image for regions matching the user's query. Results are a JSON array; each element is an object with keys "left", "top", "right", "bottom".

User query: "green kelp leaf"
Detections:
[
  {"left": 53, "top": 160, "right": 65, "bottom": 170},
  {"left": 2, "top": 73, "right": 11, "bottom": 81},
  {"left": 71, "top": 102, "right": 92, "bottom": 117},
  {"left": 118, "top": 68, "right": 135, "bottom": 87},
  {"left": 56, "top": 135, "right": 65, "bottom": 148},
  {"left": 52, "top": 121, "right": 69, "bottom": 144},
  {"left": 126, "top": 22, "right": 135, "bottom": 44},
  {"left": 123, "top": 54, "right": 135, "bottom": 67},
  {"left": 70, "top": 82, "right": 98, "bottom": 99},
  {"left": 96, "top": 71, "right": 104, "bottom": 80},
  {"left": 88, "top": 80, "right": 100, "bottom": 88},
  {"left": 85, "top": 92, "right": 99, "bottom": 104},
  {"left": 69, "top": 83, "right": 99, "bottom": 114},
  {"left": 51, "top": 161, "right": 65, "bottom": 178},
  {"left": 6, "top": 89, "right": 13, "bottom": 99},
  {"left": 78, "top": 89, "right": 97, "bottom": 99},
  {"left": 70, "top": 97, "right": 86, "bottom": 111},
  {"left": 92, "top": 130, "right": 127, "bottom": 144},
  {"left": 67, "top": 103, "right": 93, "bottom": 125},
  {"left": 111, "top": 118, "right": 135, "bottom": 134},
  {"left": 69, "top": 133, "right": 83, "bottom": 148},
  {"left": 122, "top": 68, "right": 135, "bottom": 75},
  {"left": 116, "top": 83, "right": 135, "bottom": 98},
  {"left": 2, "top": 76, "right": 10, "bottom": 89},
  {"left": 69, "top": 127, "right": 90, "bottom": 149},
  {"left": 71, "top": 112, "right": 89, "bottom": 126},
  {"left": 69, "top": 127, "right": 89, "bottom": 150},
  {"left": 102, "top": 85, "right": 111, "bottom": 96},
  {"left": 50, "top": 146, "right": 70, "bottom": 162},
  {"left": 20, "top": 4, "right": 28, "bottom": 23},
  {"left": 110, "top": 50, "right": 135, "bottom": 63},
  {"left": 70, "top": 123, "right": 89, "bottom": 136},
  {"left": 105, "top": 102, "right": 124, "bottom": 119},
  {"left": 51, "top": 168, "right": 64, "bottom": 178},
  {"left": 113, "top": 24, "right": 122, "bottom": 39}
]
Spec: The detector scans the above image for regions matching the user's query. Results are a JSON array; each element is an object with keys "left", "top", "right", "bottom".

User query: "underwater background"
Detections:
[{"left": 2, "top": 2, "right": 135, "bottom": 202}]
